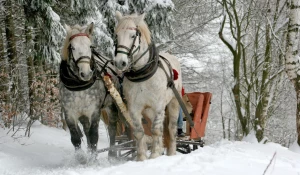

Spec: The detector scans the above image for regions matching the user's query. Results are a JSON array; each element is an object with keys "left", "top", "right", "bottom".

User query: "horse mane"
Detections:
[
  {"left": 115, "top": 14, "right": 152, "bottom": 45},
  {"left": 61, "top": 24, "right": 92, "bottom": 61}
]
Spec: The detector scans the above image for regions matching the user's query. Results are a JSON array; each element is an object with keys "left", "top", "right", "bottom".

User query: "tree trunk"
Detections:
[
  {"left": 5, "top": 0, "right": 17, "bottom": 78},
  {"left": 25, "top": 20, "right": 36, "bottom": 119},
  {"left": 218, "top": 7, "right": 250, "bottom": 137},
  {"left": 0, "top": 27, "right": 9, "bottom": 104},
  {"left": 4, "top": 0, "right": 18, "bottom": 127},
  {"left": 285, "top": 0, "right": 300, "bottom": 146},
  {"left": 254, "top": 21, "right": 271, "bottom": 142}
]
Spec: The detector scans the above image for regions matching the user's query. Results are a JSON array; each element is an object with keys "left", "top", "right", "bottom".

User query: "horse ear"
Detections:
[
  {"left": 134, "top": 13, "right": 146, "bottom": 25},
  {"left": 116, "top": 11, "right": 123, "bottom": 21},
  {"left": 85, "top": 22, "right": 94, "bottom": 35},
  {"left": 64, "top": 24, "right": 71, "bottom": 33}
]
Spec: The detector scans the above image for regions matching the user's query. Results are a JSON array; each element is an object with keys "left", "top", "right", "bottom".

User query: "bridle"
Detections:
[
  {"left": 116, "top": 27, "right": 149, "bottom": 70},
  {"left": 68, "top": 33, "right": 95, "bottom": 68},
  {"left": 116, "top": 27, "right": 141, "bottom": 57}
]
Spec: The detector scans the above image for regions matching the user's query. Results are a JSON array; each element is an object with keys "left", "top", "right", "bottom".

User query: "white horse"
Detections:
[{"left": 114, "top": 11, "right": 182, "bottom": 161}]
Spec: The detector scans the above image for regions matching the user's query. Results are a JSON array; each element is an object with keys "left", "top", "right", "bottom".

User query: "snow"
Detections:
[
  {"left": 1, "top": 122, "right": 300, "bottom": 175},
  {"left": 153, "top": 0, "right": 174, "bottom": 8},
  {"left": 47, "top": 7, "right": 60, "bottom": 22},
  {"left": 289, "top": 140, "right": 300, "bottom": 153},
  {"left": 242, "top": 130, "right": 258, "bottom": 144}
]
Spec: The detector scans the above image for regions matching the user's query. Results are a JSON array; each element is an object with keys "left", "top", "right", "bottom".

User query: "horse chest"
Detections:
[{"left": 60, "top": 83, "right": 103, "bottom": 117}]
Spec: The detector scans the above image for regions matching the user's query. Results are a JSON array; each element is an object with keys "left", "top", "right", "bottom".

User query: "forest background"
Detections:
[{"left": 0, "top": 0, "right": 298, "bottom": 148}]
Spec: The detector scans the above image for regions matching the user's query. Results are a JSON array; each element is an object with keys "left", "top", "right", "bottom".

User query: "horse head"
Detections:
[
  {"left": 114, "top": 11, "right": 151, "bottom": 72},
  {"left": 62, "top": 23, "right": 94, "bottom": 81}
]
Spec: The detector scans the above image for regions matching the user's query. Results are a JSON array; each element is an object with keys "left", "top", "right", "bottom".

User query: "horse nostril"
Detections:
[
  {"left": 80, "top": 72, "right": 85, "bottom": 78},
  {"left": 122, "top": 61, "right": 126, "bottom": 67}
]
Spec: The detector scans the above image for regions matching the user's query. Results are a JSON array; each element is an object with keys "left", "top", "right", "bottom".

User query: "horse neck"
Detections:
[{"left": 132, "top": 41, "right": 149, "bottom": 70}]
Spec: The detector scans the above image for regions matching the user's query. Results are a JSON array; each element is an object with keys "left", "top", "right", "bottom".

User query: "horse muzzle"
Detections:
[
  {"left": 114, "top": 56, "right": 129, "bottom": 72},
  {"left": 76, "top": 56, "right": 93, "bottom": 81},
  {"left": 79, "top": 69, "right": 93, "bottom": 81}
]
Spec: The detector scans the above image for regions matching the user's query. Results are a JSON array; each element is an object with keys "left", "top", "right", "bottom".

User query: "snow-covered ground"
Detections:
[{"left": 1, "top": 121, "right": 300, "bottom": 175}]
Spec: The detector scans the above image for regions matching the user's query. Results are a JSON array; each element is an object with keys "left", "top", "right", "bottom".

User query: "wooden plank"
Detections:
[
  {"left": 190, "top": 94, "right": 204, "bottom": 139},
  {"left": 186, "top": 92, "right": 212, "bottom": 139}
]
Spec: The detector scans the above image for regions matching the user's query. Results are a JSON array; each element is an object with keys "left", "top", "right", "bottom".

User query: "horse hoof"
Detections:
[
  {"left": 108, "top": 150, "right": 117, "bottom": 158},
  {"left": 136, "top": 155, "right": 147, "bottom": 161},
  {"left": 149, "top": 153, "right": 160, "bottom": 159},
  {"left": 75, "top": 149, "right": 87, "bottom": 164},
  {"left": 167, "top": 151, "right": 176, "bottom": 156}
]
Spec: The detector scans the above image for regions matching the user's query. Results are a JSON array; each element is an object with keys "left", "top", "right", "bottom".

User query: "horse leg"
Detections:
[
  {"left": 65, "top": 116, "right": 82, "bottom": 150},
  {"left": 131, "top": 110, "right": 147, "bottom": 161},
  {"left": 79, "top": 116, "right": 91, "bottom": 148},
  {"left": 149, "top": 111, "right": 164, "bottom": 159},
  {"left": 166, "top": 98, "right": 180, "bottom": 156},
  {"left": 89, "top": 110, "right": 101, "bottom": 154},
  {"left": 106, "top": 104, "right": 118, "bottom": 157}
]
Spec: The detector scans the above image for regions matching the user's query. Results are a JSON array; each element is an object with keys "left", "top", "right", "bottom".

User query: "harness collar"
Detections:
[
  {"left": 60, "top": 60, "right": 97, "bottom": 91},
  {"left": 124, "top": 43, "right": 159, "bottom": 82}
]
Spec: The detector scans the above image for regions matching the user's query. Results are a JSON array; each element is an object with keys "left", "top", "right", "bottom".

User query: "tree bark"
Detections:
[
  {"left": 4, "top": 0, "right": 18, "bottom": 127},
  {"left": 0, "top": 27, "right": 9, "bottom": 104},
  {"left": 25, "top": 20, "right": 35, "bottom": 119},
  {"left": 285, "top": 0, "right": 300, "bottom": 146},
  {"left": 254, "top": 19, "right": 272, "bottom": 141},
  {"left": 5, "top": 0, "right": 17, "bottom": 78},
  {"left": 23, "top": 4, "right": 37, "bottom": 120}
]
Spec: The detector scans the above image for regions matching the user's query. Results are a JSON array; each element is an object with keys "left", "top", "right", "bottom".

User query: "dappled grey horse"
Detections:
[{"left": 59, "top": 23, "right": 118, "bottom": 160}]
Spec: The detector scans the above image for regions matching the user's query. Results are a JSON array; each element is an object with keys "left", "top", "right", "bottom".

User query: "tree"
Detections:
[
  {"left": 170, "top": 0, "right": 221, "bottom": 54},
  {"left": 218, "top": 0, "right": 287, "bottom": 141},
  {"left": 285, "top": 0, "right": 300, "bottom": 146},
  {"left": 0, "top": 0, "right": 176, "bottom": 133}
]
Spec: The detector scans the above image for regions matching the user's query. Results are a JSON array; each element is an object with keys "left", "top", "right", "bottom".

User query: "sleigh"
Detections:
[
  {"left": 176, "top": 92, "right": 212, "bottom": 154},
  {"left": 98, "top": 78, "right": 212, "bottom": 159}
]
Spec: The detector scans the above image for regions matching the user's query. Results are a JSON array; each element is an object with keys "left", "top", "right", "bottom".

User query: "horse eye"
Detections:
[{"left": 131, "top": 35, "right": 136, "bottom": 39}]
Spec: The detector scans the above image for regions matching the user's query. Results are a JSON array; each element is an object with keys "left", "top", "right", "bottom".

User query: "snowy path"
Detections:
[{"left": 0, "top": 121, "right": 300, "bottom": 175}]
